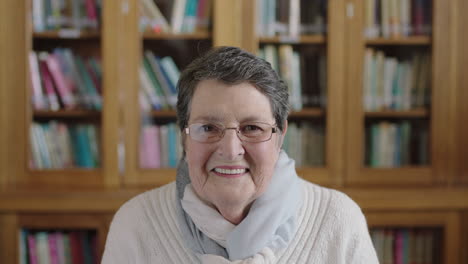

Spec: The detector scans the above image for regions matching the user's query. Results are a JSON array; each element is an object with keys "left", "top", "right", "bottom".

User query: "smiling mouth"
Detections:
[{"left": 211, "top": 167, "right": 249, "bottom": 177}]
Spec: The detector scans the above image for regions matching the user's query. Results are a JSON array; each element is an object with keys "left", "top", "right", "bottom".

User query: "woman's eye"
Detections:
[
  {"left": 201, "top": 124, "right": 221, "bottom": 133},
  {"left": 243, "top": 125, "right": 262, "bottom": 132}
]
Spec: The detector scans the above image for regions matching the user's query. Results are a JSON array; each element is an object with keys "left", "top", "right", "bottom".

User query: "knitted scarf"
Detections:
[{"left": 175, "top": 150, "right": 302, "bottom": 261}]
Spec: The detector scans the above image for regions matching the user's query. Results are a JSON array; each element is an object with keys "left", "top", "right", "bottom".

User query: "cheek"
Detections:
[
  {"left": 245, "top": 142, "right": 280, "bottom": 183},
  {"left": 185, "top": 141, "right": 214, "bottom": 184}
]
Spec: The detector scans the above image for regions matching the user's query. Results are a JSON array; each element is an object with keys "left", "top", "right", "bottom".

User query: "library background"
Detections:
[{"left": 0, "top": 0, "right": 467, "bottom": 263}]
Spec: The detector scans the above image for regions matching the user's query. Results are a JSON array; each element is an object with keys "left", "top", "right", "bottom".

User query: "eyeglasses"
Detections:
[{"left": 185, "top": 122, "right": 277, "bottom": 143}]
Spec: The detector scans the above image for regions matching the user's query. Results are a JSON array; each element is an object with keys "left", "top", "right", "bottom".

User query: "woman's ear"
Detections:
[{"left": 277, "top": 120, "right": 288, "bottom": 149}]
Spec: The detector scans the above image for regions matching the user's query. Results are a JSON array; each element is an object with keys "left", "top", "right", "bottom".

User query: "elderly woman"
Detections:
[{"left": 102, "top": 47, "right": 378, "bottom": 263}]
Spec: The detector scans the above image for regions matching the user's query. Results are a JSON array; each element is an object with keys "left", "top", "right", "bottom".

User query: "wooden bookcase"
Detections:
[{"left": 1, "top": 0, "right": 468, "bottom": 263}]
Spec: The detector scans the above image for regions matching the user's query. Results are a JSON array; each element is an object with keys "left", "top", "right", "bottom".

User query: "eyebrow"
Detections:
[{"left": 191, "top": 115, "right": 273, "bottom": 124}]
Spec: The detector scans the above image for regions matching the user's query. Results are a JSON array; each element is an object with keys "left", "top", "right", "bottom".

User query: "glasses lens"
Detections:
[
  {"left": 187, "top": 122, "right": 276, "bottom": 143},
  {"left": 189, "top": 123, "right": 223, "bottom": 143},
  {"left": 239, "top": 122, "right": 273, "bottom": 142}
]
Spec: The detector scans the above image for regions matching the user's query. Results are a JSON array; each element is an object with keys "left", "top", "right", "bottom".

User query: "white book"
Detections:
[
  {"left": 400, "top": 0, "right": 411, "bottom": 36},
  {"left": 291, "top": 51, "right": 302, "bottom": 110},
  {"left": 36, "top": 232, "right": 51, "bottom": 264},
  {"left": 171, "top": 0, "right": 187, "bottom": 34},
  {"left": 32, "top": 0, "right": 45, "bottom": 32},
  {"left": 288, "top": 0, "right": 300, "bottom": 37},
  {"left": 141, "top": 0, "right": 170, "bottom": 32},
  {"left": 263, "top": 45, "right": 279, "bottom": 73}
]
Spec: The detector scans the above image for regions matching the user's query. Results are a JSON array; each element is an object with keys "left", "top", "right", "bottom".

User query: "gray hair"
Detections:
[{"left": 176, "top": 46, "right": 290, "bottom": 133}]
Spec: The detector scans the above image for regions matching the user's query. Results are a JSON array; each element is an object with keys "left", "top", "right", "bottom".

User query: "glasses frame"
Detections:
[{"left": 185, "top": 122, "right": 278, "bottom": 143}]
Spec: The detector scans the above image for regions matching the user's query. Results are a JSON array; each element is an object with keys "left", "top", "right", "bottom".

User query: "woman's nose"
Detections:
[{"left": 216, "top": 129, "right": 245, "bottom": 159}]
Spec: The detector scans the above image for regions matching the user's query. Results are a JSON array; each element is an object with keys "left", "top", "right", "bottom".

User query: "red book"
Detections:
[
  {"left": 38, "top": 53, "right": 60, "bottom": 110},
  {"left": 69, "top": 231, "right": 84, "bottom": 264}
]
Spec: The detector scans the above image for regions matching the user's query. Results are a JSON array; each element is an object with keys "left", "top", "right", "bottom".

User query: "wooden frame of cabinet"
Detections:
[
  {"left": 0, "top": 0, "right": 124, "bottom": 189},
  {"left": 455, "top": 0, "right": 468, "bottom": 185},
  {"left": 366, "top": 211, "right": 461, "bottom": 264},
  {"left": 123, "top": 0, "right": 261, "bottom": 187},
  {"left": 345, "top": 0, "right": 458, "bottom": 186}
]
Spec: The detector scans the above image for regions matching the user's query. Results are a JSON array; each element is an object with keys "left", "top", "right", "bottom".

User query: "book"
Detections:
[
  {"left": 182, "top": 0, "right": 199, "bottom": 33},
  {"left": 38, "top": 52, "right": 60, "bottom": 111},
  {"left": 171, "top": 0, "right": 187, "bottom": 34},
  {"left": 36, "top": 232, "right": 51, "bottom": 264},
  {"left": 29, "top": 51, "right": 47, "bottom": 110},
  {"left": 141, "top": 0, "right": 170, "bottom": 33}
]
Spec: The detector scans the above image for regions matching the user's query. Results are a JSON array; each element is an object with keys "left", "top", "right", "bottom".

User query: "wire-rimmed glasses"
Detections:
[{"left": 185, "top": 122, "right": 277, "bottom": 143}]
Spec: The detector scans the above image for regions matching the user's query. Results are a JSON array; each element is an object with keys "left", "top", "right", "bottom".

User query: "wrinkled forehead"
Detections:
[{"left": 188, "top": 80, "right": 274, "bottom": 124}]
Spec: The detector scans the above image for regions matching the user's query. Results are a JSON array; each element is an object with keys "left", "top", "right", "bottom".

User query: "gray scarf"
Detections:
[{"left": 175, "top": 150, "right": 302, "bottom": 261}]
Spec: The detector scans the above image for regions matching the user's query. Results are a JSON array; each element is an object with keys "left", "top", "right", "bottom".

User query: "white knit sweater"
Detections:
[{"left": 102, "top": 180, "right": 379, "bottom": 263}]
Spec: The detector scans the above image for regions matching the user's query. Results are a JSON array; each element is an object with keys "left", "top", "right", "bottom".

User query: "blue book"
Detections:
[{"left": 168, "top": 124, "right": 177, "bottom": 168}]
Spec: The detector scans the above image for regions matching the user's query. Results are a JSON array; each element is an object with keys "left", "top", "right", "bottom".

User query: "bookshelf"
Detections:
[
  {"left": 345, "top": 0, "right": 459, "bottom": 185},
  {"left": 1, "top": 0, "right": 468, "bottom": 263}
]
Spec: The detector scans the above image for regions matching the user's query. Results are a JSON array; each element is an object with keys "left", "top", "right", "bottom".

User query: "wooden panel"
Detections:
[
  {"left": 462, "top": 212, "right": 468, "bottom": 264},
  {"left": 2, "top": 188, "right": 468, "bottom": 212},
  {"left": 0, "top": 0, "right": 7, "bottom": 189},
  {"left": 348, "top": 167, "right": 432, "bottom": 186},
  {"left": 432, "top": 0, "right": 457, "bottom": 184},
  {"left": 2, "top": 0, "right": 28, "bottom": 187},
  {"left": 213, "top": 0, "right": 242, "bottom": 47},
  {"left": 365, "top": 211, "right": 460, "bottom": 264},
  {"left": 345, "top": 0, "right": 367, "bottom": 183},
  {"left": 327, "top": 0, "right": 346, "bottom": 186},
  {"left": 0, "top": 214, "right": 17, "bottom": 263},
  {"left": 102, "top": 0, "right": 132, "bottom": 187},
  {"left": 456, "top": 0, "right": 468, "bottom": 184}
]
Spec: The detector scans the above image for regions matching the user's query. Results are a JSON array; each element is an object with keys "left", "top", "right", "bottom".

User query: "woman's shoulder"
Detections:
[
  {"left": 111, "top": 182, "right": 177, "bottom": 226},
  {"left": 300, "top": 180, "right": 366, "bottom": 223}
]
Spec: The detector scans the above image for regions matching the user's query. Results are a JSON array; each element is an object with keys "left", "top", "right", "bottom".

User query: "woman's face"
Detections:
[{"left": 184, "top": 79, "right": 285, "bottom": 215}]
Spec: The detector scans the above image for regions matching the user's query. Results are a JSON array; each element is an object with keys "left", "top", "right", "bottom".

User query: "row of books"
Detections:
[
  {"left": 258, "top": 45, "right": 327, "bottom": 109},
  {"left": 259, "top": 45, "right": 302, "bottom": 110},
  {"left": 283, "top": 122, "right": 325, "bottom": 167},
  {"left": 30, "top": 122, "right": 101, "bottom": 169},
  {"left": 32, "top": 0, "right": 101, "bottom": 32},
  {"left": 370, "top": 228, "right": 438, "bottom": 264},
  {"left": 20, "top": 229, "right": 97, "bottom": 264},
  {"left": 140, "top": 123, "right": 183, "bottom": 169},
  {"left": 257, "top": 0, "right": 327, "bottom": 38},
  {"left": 363, "top": 49, "right": 430, "bottom": 111},
  {"left": 29, "top": 49, "right": 102, "bottom": 111},
  {"left": 365, "top": 121, "right": 428, "bottom": 168},
  {"left": 140, "top": 0, "right": 212, "bottom": 34},
  {"left": 140, "top": 50, "right": 180, "bottom": 111},
  {"left": 364, "top": 0, "right": 432, "bottom": 39}
]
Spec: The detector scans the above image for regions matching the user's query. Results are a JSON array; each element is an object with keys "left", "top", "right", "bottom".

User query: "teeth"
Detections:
[{"left": 214, "top": 168, "right": 246, "bottom": 174}]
